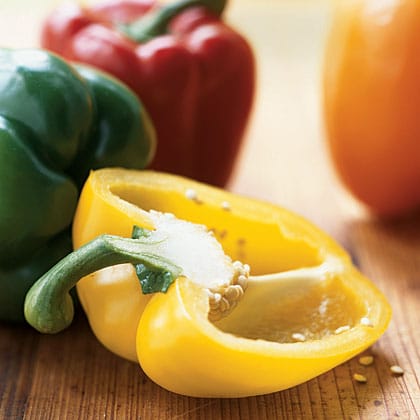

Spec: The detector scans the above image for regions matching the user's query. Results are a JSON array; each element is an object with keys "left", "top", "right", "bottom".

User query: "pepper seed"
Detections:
[
  {"left": 185, "top": 188, "right": 197, "bottom": 200},
  {"left": 185, "top": 188, "right": 203, "bottom": 204},
  {"left": 292, "top": 333, "right": 306, "bottom": 342},
  {"left": 334, "top": 325, "right": 351, "bottom": 335},
  {"left": 353, "top": 373, "right": 367, "bottom": 383},
  {"left": 224, "top": 285, "right": 243, "bottom": 301},
  {"left": 359, "top": 356, "right": 374, "bottom": 366},
  {"left": 221, "top": 201, "right": 231, "bottom": 211},
  {"left": 237, "top": 275, "right": 248, "bottom": 290},
  {"left": 360, "top": 317, "right": 374, "bottom": 327},
  {"left": 390, "top": 365, "right": 404, "bottom": 376}
]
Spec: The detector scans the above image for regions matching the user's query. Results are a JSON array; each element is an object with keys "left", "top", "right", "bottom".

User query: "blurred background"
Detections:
[{"left": 0, "top": 0, "right": 343, "bottom": 233}]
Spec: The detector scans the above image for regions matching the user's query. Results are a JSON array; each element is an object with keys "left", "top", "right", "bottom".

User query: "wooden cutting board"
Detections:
[{"left": 1, "top": 1, "right": 419, "bottom": 418}]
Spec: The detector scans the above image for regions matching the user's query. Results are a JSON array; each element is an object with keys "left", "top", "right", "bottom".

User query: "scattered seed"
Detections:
[
  {"left": 221, "top": 201, "right": 231, "bottom": 211},
  {"left": 292, "top": 333, "right": 306, "bottom": 342},
  {"left": 184, "top": 188, "right": 203, "bottom": 204},
  {"left": 360, "top": 317, "right": 374, "bottom": 327},
  {"left": 185, "top": 188, "right": 197, "bottom": 200},
  {"left": 390, "top": 365, "right": 404, "bottom": 376},
  {"left": 353, "top": 373, "right": 367, "bottom": 383},
  {"left": 359, "top": 356, "right": 374, "bottom": 366},
  {"left": 334, "top": 325, "right": 351, "bottom": 335}
]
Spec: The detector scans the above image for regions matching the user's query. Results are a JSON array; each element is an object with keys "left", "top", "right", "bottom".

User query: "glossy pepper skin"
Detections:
[
  {"left": 24, "top": 169, "right": 391, "bottom": 397},
  {"left": 324, "top": 0, "right": 420, "bottom": 217},
  {"left": 0, "top": 48, "right": 155, "bottom": 322},
  {"left": 41, "top": 0, "right": 255, "bottom": 187}
]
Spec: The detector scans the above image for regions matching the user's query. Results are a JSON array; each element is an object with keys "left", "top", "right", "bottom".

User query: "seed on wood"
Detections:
[
  {"left": 353, "top": 373, "right": 367, "bottom": 383},
  {"left": 359, "top": 356, "right": 374, "bottom": 366},
  {"left": 390, "top": 365, "right": 404, "bottom": 376}
]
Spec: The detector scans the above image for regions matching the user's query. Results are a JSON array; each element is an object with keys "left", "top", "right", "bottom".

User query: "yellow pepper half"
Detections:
[{"left": 25, "top": 168, "right": 391, "bottom": 398}]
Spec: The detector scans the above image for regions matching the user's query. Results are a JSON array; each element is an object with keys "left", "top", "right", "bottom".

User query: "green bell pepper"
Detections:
[{"left": 0, "top": 48, "right": 156, "bottom": 322}]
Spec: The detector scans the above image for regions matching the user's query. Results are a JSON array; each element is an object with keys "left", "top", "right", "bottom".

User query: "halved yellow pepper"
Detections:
[
  {"left": 26, "top": 168, "right": 391, "bottom": 398},
  {"left": 74, "top": 168, "right": 391, "bottom": 396}
]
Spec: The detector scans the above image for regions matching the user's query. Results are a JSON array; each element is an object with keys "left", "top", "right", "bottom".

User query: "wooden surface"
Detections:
[{"left": 1, "top": 1, "right": 419, "bottom": 418}]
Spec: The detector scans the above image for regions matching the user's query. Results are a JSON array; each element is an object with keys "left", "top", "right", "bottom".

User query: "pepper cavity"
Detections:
[{"left": 142, "top": 210, "right": 250, "bottom": 321}]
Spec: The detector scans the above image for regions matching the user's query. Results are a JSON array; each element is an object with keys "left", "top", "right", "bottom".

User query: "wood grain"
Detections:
[{"left": 1, "top": 1, "right": 419, "bottom": 418}]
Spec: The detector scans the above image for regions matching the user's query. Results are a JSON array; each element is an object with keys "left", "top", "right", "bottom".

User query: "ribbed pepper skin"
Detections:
[{"left": 0, "top": 48, "right": 155, "bottom": 322}]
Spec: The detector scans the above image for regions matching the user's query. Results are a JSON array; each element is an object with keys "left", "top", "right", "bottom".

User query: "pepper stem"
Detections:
[
  {"left": 119, "top": 0, "right": 227, "bottom": 43},
  {"left": 24, "top": 234, "right": 182, "bottom": 334}
]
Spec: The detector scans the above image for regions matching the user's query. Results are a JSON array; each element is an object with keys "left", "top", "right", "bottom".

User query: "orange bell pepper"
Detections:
[{"left": 324, "top": 0, "right": 420, "bottom": 217}]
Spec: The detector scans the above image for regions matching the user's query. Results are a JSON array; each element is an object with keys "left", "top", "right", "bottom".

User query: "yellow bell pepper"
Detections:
[{"left": 25, "top": 168, "right": 391, "bottom": 398}]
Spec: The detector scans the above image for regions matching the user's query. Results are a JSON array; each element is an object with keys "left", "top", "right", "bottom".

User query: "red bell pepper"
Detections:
[{"left": 41, "top": 0, "right": 255, "bottom": 187}]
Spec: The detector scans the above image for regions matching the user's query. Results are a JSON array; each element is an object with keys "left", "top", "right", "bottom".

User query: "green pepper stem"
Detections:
[
  {"left": 24, "top": 234, "right": 182, "bottom": 334},
  {"left": 119, "top": 0, "right": 227, "bottom": 43}
]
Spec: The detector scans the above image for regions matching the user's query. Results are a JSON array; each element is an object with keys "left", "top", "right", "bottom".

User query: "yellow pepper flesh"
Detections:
[
  {"left": 72, "top": 168, "right": 391, "bottom": 397},
  {"left": 138, "top": 271, "right": 385, "bottom": 398}
]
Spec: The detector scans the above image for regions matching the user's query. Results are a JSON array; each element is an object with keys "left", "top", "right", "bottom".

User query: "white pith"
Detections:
[{"left": 146, "top": 210, "right": 244, "bottom": 290}]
